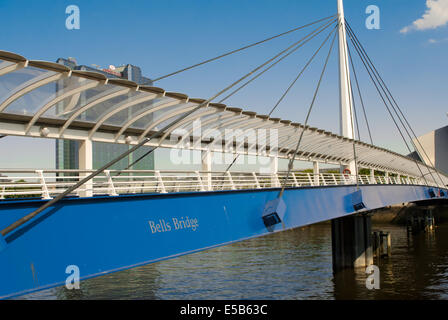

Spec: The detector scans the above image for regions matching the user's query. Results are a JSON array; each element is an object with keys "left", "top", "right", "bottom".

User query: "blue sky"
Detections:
[{"left": 0, "top": 0, "right": 447, "bottom": 168}]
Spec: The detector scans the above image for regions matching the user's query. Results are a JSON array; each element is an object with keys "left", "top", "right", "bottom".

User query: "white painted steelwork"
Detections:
[
  {"left": 0, "top": 169, "right": 431, "bottom": 200},
  {"left": 337, "top": 0, "right": 356, "bottom": 174},
  {"left": 0, "top": 50, "right": 447, "bottom": 186}
]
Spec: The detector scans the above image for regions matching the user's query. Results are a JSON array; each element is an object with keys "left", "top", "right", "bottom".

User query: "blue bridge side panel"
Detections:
[{"left": 0, "top": 184, "right": 445, "bottom": 299}]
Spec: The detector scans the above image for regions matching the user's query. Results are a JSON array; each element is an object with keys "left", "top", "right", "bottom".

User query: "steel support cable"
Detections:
[
  {"left": 346, "top": 23, "right": 437, "bottom": 185},
  {"left": 345, "top": 27, "right": 430, "bottom": 186},
  {"left": 279, "top": 30, "right": 338, "bottom": 198},
  {"left": 221, "top": 24, "right": 338, "bottom": 174},
  {"left": 218, "top": 19, "right": 337, "bottom": 104},
  {"left": 120, "top": 20, "right": 337, "bottom": 175},
  {"left": 1, "top": 28, "right": 343, "bottom": 238},
  {"left": 348, "top": 39, "right": 429, "bottom": 186},
  {"left": 346, "top": 43, "right": 373, "bottom": 145},
  {"left": 267, "top": 25, "right": 339, "bottom": 117},
  {"left": 346, "top": 24, "right": 435, "bottom": 186},
  {"left": 346, "top": 21, "right": 445, "bottom": 187},
  {"left": 344, "top": 40, "right": 361, "bottom": 146},
  {"left": 346, "top": 56, "right": 362, "bottom": 144},
  {"left": 152, "top": 14, "right": 337, "bottom": 82},
  {"left": 126, "top": 19, "right": 338, "bottom": 175},
  {"left": 351, "top": 84, "right": 362, "bottom": 142}
]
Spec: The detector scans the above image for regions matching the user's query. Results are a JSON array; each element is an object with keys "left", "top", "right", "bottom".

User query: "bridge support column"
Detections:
[
  {"left": 201, "top": 150, "right": 212, "bottom": 191},
  {"left": 78, "top": 139, "right": 93, "bottom": 197},
  {"left": 370, "top": 168, "right": 375, "bottom": 184},
  {"left": 270, "top": 156, "right": 279, "bottom": 187},
  {"left": 313, "top": 161, "right": 320, "bottom": 186},
  {"left": 331, "top": 214, "right": 373, "bottom": 272}
]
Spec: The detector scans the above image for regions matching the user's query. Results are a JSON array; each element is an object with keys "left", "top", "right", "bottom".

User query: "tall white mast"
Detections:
[{"left": 337, "top": 0, "right": 356, "bottom": 174}]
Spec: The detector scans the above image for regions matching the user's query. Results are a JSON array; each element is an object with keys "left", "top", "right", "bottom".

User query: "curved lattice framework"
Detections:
[{"left": 0, "top": 50, "right": 447, "bottom": 185}]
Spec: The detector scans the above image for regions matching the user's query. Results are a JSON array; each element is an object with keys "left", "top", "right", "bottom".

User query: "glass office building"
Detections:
[{"left": 55, "top": 57, "right": 155, "bottom": 171}]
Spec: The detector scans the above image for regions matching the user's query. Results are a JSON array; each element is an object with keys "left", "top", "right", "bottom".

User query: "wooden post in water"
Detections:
[
  {"left": 406, "top": 208, "right": 436, "bottom": 234},
  {"left": 372, "top": 231, "right": 391, "bottom": 258}
]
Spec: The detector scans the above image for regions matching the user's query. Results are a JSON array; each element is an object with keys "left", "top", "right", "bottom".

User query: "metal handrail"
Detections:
[{"left": 0, "top": 168, "right": 433, "bottom": 200}]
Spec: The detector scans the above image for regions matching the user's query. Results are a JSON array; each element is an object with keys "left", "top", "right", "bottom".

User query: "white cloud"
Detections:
[
  {"left": 427, "top": 37, "right": 448, "bottom": 43},
  {"left": 401, "top": 0, "right": 448, "bottom": 33}
]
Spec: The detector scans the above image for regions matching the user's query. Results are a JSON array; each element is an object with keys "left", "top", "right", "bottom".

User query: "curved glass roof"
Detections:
[{"left": 0, "top": 50, "right": 446, "bottom": 184}]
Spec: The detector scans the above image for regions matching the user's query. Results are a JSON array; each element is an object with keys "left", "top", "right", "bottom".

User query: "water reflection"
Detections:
[
  {"left": 334, "top": 223, "right": 448, "bottom": 299},
  {"left": 19, "top": 209, "right": 448, "bottom": 300}
]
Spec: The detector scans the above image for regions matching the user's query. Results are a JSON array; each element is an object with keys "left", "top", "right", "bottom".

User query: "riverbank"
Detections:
[
  {"left": 370, "top": 202, "right": 448, "bottom": 224},
  {"left": 313, "top": 202, "right": 448, "bottom": 226}
]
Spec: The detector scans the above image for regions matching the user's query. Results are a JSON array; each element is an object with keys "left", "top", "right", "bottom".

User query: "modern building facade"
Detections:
[
  {"left": 413, "top": 125, "right": 448, "bottom": 175},
  {"left": 55, "top": 58, "right": 155, "bottom": 171}
]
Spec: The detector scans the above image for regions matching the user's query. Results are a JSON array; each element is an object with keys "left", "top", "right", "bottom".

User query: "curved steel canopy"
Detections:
[{"left": 0, "top": 50, "right": 446, "bottom": 184}]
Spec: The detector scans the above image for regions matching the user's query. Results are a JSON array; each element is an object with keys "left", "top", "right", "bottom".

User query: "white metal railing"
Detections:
[{"left": 0, "top": 169, "right": 429, "bottom": 200}]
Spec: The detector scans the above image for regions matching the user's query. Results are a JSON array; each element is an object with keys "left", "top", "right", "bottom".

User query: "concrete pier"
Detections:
[{"left": 331, "top": 214, "right": 373, "bottom": 272}]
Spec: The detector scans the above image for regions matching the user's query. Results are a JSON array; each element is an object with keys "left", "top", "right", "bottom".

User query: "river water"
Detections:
[{"left": 19, "top": 210, "right": 448, "bottom": 300}]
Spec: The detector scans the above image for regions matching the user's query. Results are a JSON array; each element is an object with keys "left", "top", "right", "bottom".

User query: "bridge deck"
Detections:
[{"left": 0, "top": 182, "right": 446, "bottom": 299}]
